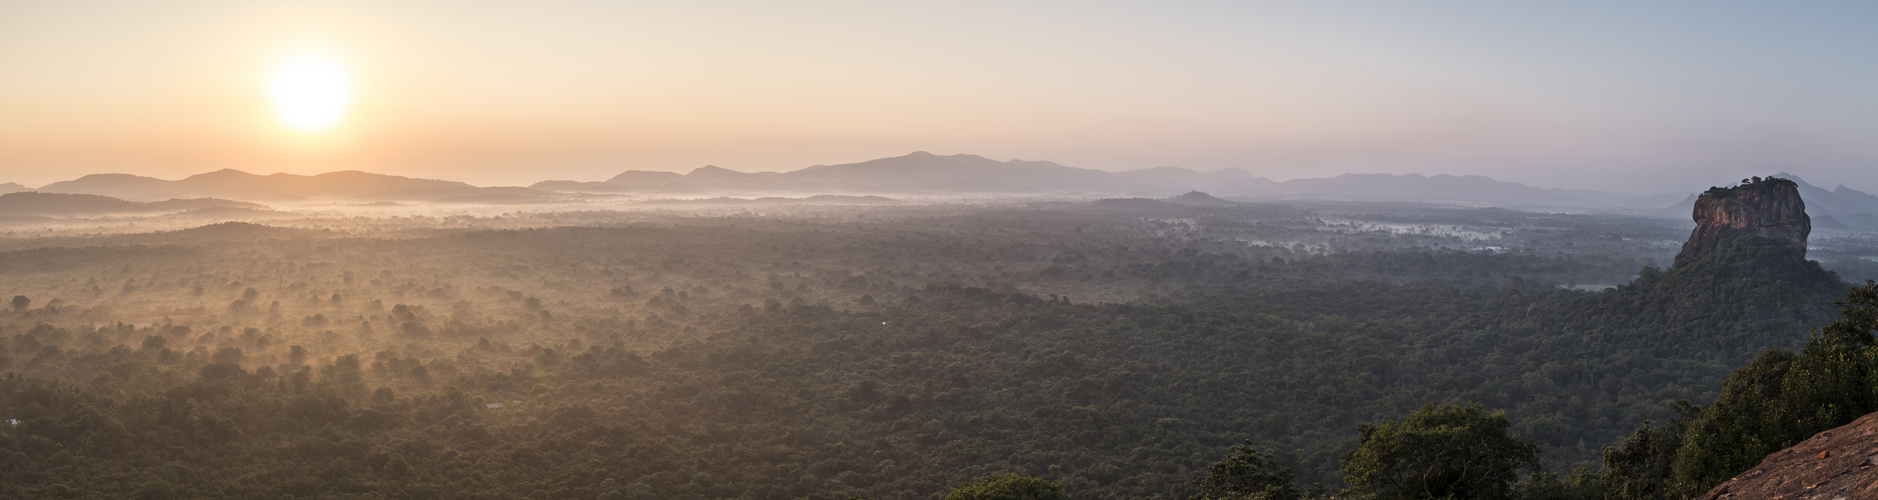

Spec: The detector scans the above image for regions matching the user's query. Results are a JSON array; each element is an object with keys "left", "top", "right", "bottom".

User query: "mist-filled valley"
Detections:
[
  {"left": 19, "top": 2, "right": 1878, "bottom": 497},
  {"left": 4, "top": 178, "right": 1878, "bottom": 498}
]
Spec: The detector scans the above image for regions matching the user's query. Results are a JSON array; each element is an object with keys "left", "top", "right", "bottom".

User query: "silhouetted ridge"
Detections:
[
  {"left": 170, "top": 221, "right": 297, "bottom": 236},
  {"left": 1768, "top": 172, "right": 1878, "bottom": 229},
  {"left": 1168, "top": 191, "right": 1235, "bottom": 206},
  {"left": 0, "top": 192, "right": 264, "bottom": 217},
  {"left": 38, "top": 169, "right": 550, "bottom": 203},
  {"left": 633, "top": 195, "right": 898, "bottom": 206}
]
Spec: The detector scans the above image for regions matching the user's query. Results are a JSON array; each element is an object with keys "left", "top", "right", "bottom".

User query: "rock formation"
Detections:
[
  {"left": 1676, "top": 177, "right": 1811, "bottom": 264},
  {"left": 1701, "top": 410, "right": 1878, "bottom": 499}
]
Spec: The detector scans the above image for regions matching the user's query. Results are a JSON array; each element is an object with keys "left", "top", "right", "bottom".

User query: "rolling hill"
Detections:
[
  {"left": 0, "top": 192, "right": 267, "bottom": 217},
  {"left": 531, "top": 151, "right": 1685, "bottom": 209},
  {"left": 38, "top": 169, "right": 556, "bottom": 203}
]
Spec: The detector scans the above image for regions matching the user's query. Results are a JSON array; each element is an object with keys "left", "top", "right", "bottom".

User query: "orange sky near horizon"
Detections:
[{"left": 4, "top": 1, "right": 1877, "bottom": 193}]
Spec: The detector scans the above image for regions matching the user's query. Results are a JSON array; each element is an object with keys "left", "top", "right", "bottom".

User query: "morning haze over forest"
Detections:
[{"left": 4, "top": 2, "right": 1878, "bottom": 499}]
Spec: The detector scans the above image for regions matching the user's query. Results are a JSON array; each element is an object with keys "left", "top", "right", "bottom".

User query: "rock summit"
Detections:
[{"left": 1676, "top": 176, "right": 1811, "bottom": 264}]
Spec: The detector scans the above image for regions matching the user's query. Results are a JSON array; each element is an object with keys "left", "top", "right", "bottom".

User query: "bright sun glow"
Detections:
[{"left": 268, "top": 51, "right": 353, "bottom": 132}]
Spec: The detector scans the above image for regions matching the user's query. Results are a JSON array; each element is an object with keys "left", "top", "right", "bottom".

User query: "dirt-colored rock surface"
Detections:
[
  {"left": 1678, "top": 177, "right": 1811, "bottom": 263},
  {"left": 1701, "top": 411, "right": 1878, "bottom": 499}
]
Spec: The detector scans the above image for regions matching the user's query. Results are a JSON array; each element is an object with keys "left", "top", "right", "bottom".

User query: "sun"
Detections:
[{"left": 268, "top": 51, "right": 353, "bottom": 133}]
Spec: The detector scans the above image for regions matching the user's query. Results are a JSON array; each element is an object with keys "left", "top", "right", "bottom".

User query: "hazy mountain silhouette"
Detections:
[
  {"left": 608, "top": 170, "right": 687, "bottom": 184},
  {"left": 784, "top": 152, "right": 1100, "bottom": 187},
  {"left": 0, "top": 183, "right": 29, "bottom": 195},
  {"left": 1119, "top": 166, "right": 1256, "bottom": 186},
  {"left": 532, "top": 152, "right": 1685, "bottom": 209},
  {"left": 534, "top": 152, "right": 1147, "bottom": 194},
  {"left": 533, "top": 176, "right": 660, "bottom": 193},
  {"left": 162, "top": 206, "right": 295, "bottom": 220},
  {"left": 39, "top": 169, "right": 553, "bottom": 203},
  {"left": 22, "top": 152, "right": 1855, "bottom": 212},
  {"left": 1773, "top": 173, "right": 1878, "bottom": 229},
  {"left": 1211, "top": 172, "right": 1685, "bottom": 208},
  {"left": 0, "top": 192, "right": 266, "bottom": 217},
  {"left": 633, "top": 195, "right": 900, "bottom": 207}
]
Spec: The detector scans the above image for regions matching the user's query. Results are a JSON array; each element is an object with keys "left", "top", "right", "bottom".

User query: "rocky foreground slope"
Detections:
[{"left": 1701, "top": 411, "right": 1878, "bottom": 499}]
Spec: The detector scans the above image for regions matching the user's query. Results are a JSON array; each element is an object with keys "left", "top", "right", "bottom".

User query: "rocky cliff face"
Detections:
[
  {"left": 1701, "top": 411, "right": 1878, "bottom": 499},
  {"left": 1676, "top": 177, "right": 1811, "bottom": 264}
]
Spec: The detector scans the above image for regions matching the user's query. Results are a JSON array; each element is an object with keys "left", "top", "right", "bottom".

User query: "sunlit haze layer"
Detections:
[{"left": 3, "top": 1, "right": 1876, "bottom": 192}]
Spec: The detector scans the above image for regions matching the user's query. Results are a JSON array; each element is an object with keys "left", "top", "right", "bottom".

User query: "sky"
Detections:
[{"left": 2, "top": 1, "right": 1876, "bottom": 194}]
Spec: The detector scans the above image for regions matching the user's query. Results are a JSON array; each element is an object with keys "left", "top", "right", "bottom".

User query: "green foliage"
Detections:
[
  {"left": 1698, "top": 176, "right": 1796, "bottom": 200},
  {"left": 1819, "top": 279, "right": 1878, "bottom": 346},
  {"left": 1666, "top": 349, "right": 1797, "bottom": 493},
  {"left": 1667, "top": 279, "right": 1878, "bottom": 496},
  {"left": 943, "top": 473, "right": 1068, "bottom": 500},
  {"left": 1568, "top": 278, "right": 1878, "bottom": 499},
  {"left": 1340, "top": 403, "right": 1538, "bottom": 500},
  {"left": 1191, "top": 440, "right": 1299, "bottom": 500},
  {"left": 1595, "top": 401, "right": 1697, "bottom": 500},
  {"left": 1510, "top": 469, "right": 1603, "bottom": 500},
  {"left": 0, "top": 204, "right": 1860, "bottom": 498},
  {"left": 0, "top": 248, "right": 1842, "bottom": 497}
]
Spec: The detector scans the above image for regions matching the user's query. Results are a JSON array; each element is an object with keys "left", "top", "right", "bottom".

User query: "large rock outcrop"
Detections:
[
  {"left": 1701, "top": 411, "right": 1878, "bottom": 499},
  {"left": 1676, "top": 177, "right": 1811, "bottom": 264}
]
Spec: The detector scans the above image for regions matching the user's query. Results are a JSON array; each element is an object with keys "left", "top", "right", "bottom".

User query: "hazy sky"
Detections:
[{"left": 3, "top": 1, "right": 1876, "bottom": 193}]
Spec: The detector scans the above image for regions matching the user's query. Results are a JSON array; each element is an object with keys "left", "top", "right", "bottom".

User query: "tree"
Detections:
[
  {"left": 1665, "top": 280, "right": 1878, "bottom": 496},
  {"left": 1597, "top": 401, "right": 1699, "bottom": 500},
  {"left": 1818, "top": 279, "right": 1878, "bottom": 347},
  {"left": 400, "top": 321, "right": 432, "bottom": 338},
  {"left": 135, "top": 478, "right": 177, "bottom": 500},
  {"left": 1192, "top": 440, "right": 1300, "bottom": 500},
  {"left": 943, "top": 474, "right": 1068, "bottom": 500},
  {"left": 10, "top": 295, "right": 27, "bottom": 311},
  {"left": 1341, "top": 403, "right": 1539, "bottom": 500}
]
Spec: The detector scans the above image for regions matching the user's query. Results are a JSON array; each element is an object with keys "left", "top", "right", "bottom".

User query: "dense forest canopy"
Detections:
[{"left": 0, "top": 199, "right": 1875, "bottom": 498}]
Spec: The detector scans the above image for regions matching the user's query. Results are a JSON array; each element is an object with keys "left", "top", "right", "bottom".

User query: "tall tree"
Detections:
[
  {"left": 1341, "top": 403, "right": 1539, "bottom": 500},
  {"left": 1191, "top": 440, "right": 1300, "bottom": 500},
  {"left": 943, "top": 474, "right": 1068, "bottom": 500}
]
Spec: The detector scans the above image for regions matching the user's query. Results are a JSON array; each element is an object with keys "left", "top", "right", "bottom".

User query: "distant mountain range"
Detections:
[
  {"left": 1217, "top": 172, "right": 1686, "bottom": 208},
  {"left": 1772, "top": 173, "right": 1878, "bottom": 230},
  {"left": 12, "top": 152, "right": 1874, "bottom": 215},
  {"left": 533, "top": 152, "right": 1684, "bottom": 209},
  {"left": 1660, "top": 174, "right": 1878, "bottom": 230},
  {"left": 531, "top": 152, "right": 1197, "bottom": 194},
  {"left": 36, "top": 169, "right": 550, "bottom": 203},
  {"left": 533, "top": 151, "right": 1267, "bottom": 195},
  {"left": 633, "top": 195, "right": 901, "bottom": 207}
]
